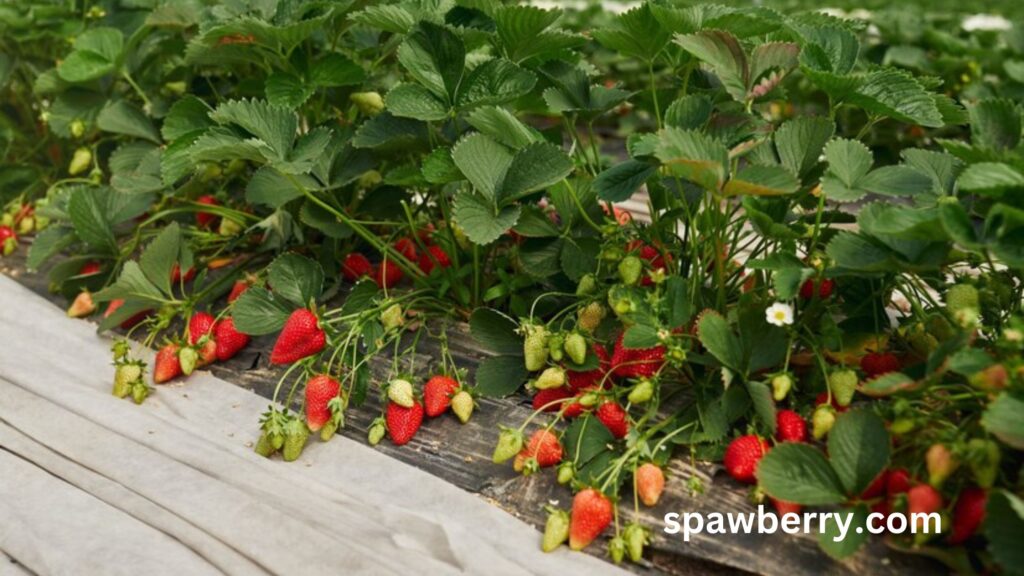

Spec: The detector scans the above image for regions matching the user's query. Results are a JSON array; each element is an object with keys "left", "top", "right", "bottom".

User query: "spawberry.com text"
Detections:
[{"left": 664, "top": 506, "right": 941, "bottom": 542}]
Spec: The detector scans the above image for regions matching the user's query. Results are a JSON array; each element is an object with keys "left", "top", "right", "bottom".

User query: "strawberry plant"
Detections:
[{"left": 2, "top": 0, "right": 1023, "bottom": 573}]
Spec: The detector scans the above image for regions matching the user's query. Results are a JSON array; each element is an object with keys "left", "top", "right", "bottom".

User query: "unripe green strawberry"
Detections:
[
  {"left": 542, "top": 508, "right": 570, "bottom": 552},
  {"left": 535, "top": 366, "right": 566, "bottom": 390},
  {"left": 579, "top": 391, "right": 600, "bottom": 407},
  {"left": 17, "top": 216, "right": 34, "bottom": 235},
  {"left": 608, "top": 536, "right": 626, "bottom": 564},
  {"left": 628, "top": 379, "right": 654, "bottom": 404},
  {"left": 254, "top": 432, "right": 276, "bottom": 457},
  {"left": 492, "top": 427, "right": 524, "bottom": 463},
  {"left": 523, "top": 325, "right": 549, "bottom": 371},
  {"left": 113, "top": 363, "right": 142, "bottom": 398},
  {"left": 282, "top": 418, "right": 309, "bottom": 462},
  {"left": 218, "top": 218, "right": 243, "bottom": 236},
  {"left": 828, "top": 369, "right": 858, "bottom": 407},
  {"left": 380, "top": 303, "right": 404, "bottom": 330},
  {"left": 179, "top": 347, "right": 199, "bottom": 376},
  {"left": 131, "top": 382, "right": 149, "bottom": 404},
  {"left": 557, "top": 461, "right": 575, "bottom": 485},
  {"left": 926, "top": 443, "right": 959, "bottom": 488},
  {"left": 351, "top": 91, "right": 385, "bottom": 115},
  {"left": 946, "top": 284, "right": 979, "bottom": 314},
  {"left": 967, "top": 438, "right": 1001, "bottom": 489},
  {"left": 69, "top": 147, "right": 92, "bottom": 175},
  {"left": 368, "top": 419, "right": 386, "bottom": 445},
  {"left": 271, "top": 430, "right": 285, "bottom": 451},
  {"left": 576, "top": 274, "right": 598, "bottom": 296},
  {"left": 618, "top": 255, "right": 642, "bottom": 285},
  {"left": 812, "top": 405, "right": 836, "bottom": 439},
  {"left": 623, "top": 523, "right": 648, "bottom": 563},
  {"left": 771, "top": 373, "right": 793, "bottom": 401},
  {"left": 451, "top": 390, "right": 474, "bottom": 423},
  {"left": 548, "top": 333, "right": 565, "bottom": 362},
  {"left": 70, "top": 119, "right": 85, "bottom": 138},
  {"left": 387, "top": 378, "right": 415, "bottom": 408},
  {"left": 320, "top": 419, "right": 339, "bottom": 442},
  {"left": 564, "top": 333, "right": 587, "bottom": 365},
  {"left": 577, "top": 302, "right": 606, "bottom": 333}
]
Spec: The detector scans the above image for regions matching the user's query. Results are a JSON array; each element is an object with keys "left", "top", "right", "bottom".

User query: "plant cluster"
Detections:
[{"left": 2, "top": 0, "right": 1023, "bottom": 572}]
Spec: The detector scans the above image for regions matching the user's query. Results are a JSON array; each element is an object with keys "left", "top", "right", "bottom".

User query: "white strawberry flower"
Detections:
[{"left": 765, "top": 302, "right": 794, "bottom": 327}]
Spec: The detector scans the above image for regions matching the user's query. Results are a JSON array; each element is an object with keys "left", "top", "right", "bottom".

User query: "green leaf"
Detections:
[
  {"left": 421, "top": 147, "right": 461, "bottom": 184},
  {"left": 982, "top": 393, "right": 1024, "bottom": 450},
  {"left": 309, "top": 53, "right": 365, "bottom": 87},
  {"left": 469, "top": 308, "right": 523, "bottom": 355},
  {"left": 26, "top": 226, "right": 74, "bottom": 271},
  {"left": 675, "top": 30, "right": 748, "bottom": 101},
  {"left": 859, "top": 372, "right": 918, "bottom": 397},
  {"left": 93, "top": 261, "right": 165, "bottom": 305},
  {"left": 246, "top": 167, "right": 316, "bottom": 208},
  {"left": 456, "top": 58, "right": 536, "bottom": 110},
  {"left": 209, "top": 99, "right": 297, "bottom": 161},
  {"left": 664, "top": 276, "right": 692, "bottom": 328},
  {"left": 453, "top": 191, "right": 520, "bottom": 245},
  {"left": 267, "top": 253, "right": 324, "bottom": 308},
  {"left": 560, "top": 237, "right": 599, "bottom": 281},
  {"left": 723, "top": 165, "right": 799, "bottom": 196},
  {"left": 623, "top": 323, "right": 660, "bottom": 348},
  {"left": 162, "top": 96, "right": 213, "bottom": 142},
  {"left": 474, "top": 355, "right": 529, "bottom": 397},
  {"left": 901, "top": 148, "right": 962, "bottom": 195},
  {"left": 139, "top": 223, "right": 182, "bottom": 296},
  {"left": 595, "top": 160, "right": 657, "bottom": 202},
  {"left": 466, "top": 106, "right": 539, "bottom": 149},
  {"left": 351, "top": 112, "right": 428, "bottom": 150},
  {"left": 664, "top": 95, "right": 712, "bottom": 130},
  {"left": 968, "top": 98, "right": 1021, "bottom": 151},
  {"left": 232, "top": 288, "right": 292, "bottom": 335},
  {"left": 826, "top": 232, "right": 894, "bottom": 272},
  {"left": 747, "top": 380, "right": 776, "bottom": 432},
  {"left": 57, "top": 27, "right": 124, "bottom": 82},
  {"left": 299, "top": 200, "right": 352, "bottom": 239},
  {"left": 563, "top": 415, "right": 615, "bottom": 474},
  {"left": 985, "top": 491, "right": 1024, "bottom": 575},
  {"left": 498, "top": 142, "right": 574, "bottom": 204},
  {"left": 386, "top": 83, "right": 449, "bottom": 121},
  {"left": 858, "top": 165, "right": 933, "bottom": 197},
  {"left": 592, "top": 3, "right": 670, "bottom": 62},
  {"left": 823, "top": 138, "right": 872, "bottom": 188},
  {"left": 348, "top": 5, "right": 415, "bottom": 34},
  {"left": 847, "top": 68, "right": 944, "bottom": 128},
  {"left": 774, "top": 117, "right": 834, "bottom": 179},
  {"left": 654, "top": 128, "right": 728, "bottom": 191},
  {"left": 265, "top": 72, "right": 313, "bottom": 108},
  {"left": 97, "top": 100, "right": 160, "bottom": 143},
  {"left": 827, "top": 409, "right": 890, "bottom": 495},
  {"left": 513, "top": 206, "right": 561, "bottom": 237},
  {"left": 818, "top": 505, "right": 870, "bottom": 559},
  {"left": 757, "top": 443, "right": 847, "bottom": 506},
  {"left": 67, "top": 187, "right": 117, "bottom": 254},
  {"left": 397, "top": 22, "right": 465, "bottom": 101},
  {"left": 697, "top": 311, "right": 743, "bottom": 372},
  {"left": 959, "top": 163, "right": 1024, "bottom": 195},
  {"left": 452, "top": 133, "right": 513, "bottom": 201},
  {"left": 492, "top": 5, "right": 584, "bottom": 64}
]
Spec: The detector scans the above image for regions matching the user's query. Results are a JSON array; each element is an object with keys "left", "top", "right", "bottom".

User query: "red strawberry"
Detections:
[
  {"left": 567, "top": 345, "right": 612, "bottom": 391},
  {"left": 188, "top": 312, "right": 217, "bottom": 345},
  {"left": 771, "top": 499, "right": 802, "bottom": 516},
  {"left": 153, "top": 343, "right": 182, "bottom": 383},
  {"left": 569, "top": 488, "right": 613, "bottom": 550},
  {"left": 861, "top": 470, "right": 889, "bottom": 500},
  {"left": 611, "top": 333, "right": 665, "bottom": 379},
  {"left": 627, "top": 240, "right": 672, "bottom": 286},
  {"left": 197, "top": 339, "right": 217, "bottom": 368},
  {"left": 305, "top": 374, "right": 341, "bottom": 432},
  {"left": 79, "top": 261, "right": 102, "bottom": 275},
  {"left": 636, "top": 463, "right": 665, "bottom": 507},
  {"left": 799, "top": 278, "right": 835, "bottom": 299},
  {"left": 394, "top": 237, "right": 417, "bottom": 260},
  {"left": 342, "top": 253, "right": 373, "bottom": 281},
  {"left": 860, "top": 352, "right": 901, "bottom": 378},
  {"left": 228, "top": 279, "right": 251, "bottom": 302},
  {"left": 104, "top": 298, "right": 151, "bottom": 329},
  {"left": 948, "top": 487, "right": 987, "bottom": 545},
  {"left": 373, "top": 260, "right": 403, "bottom": 289},
  {"left": 417, "top": 245, "right": 451, "bottom": 274},
  {"left": 887, "top": 468, "right": 912, "bottom": 495},
  {"left": 776, "top": 409, "right": 807, "bottom": 443},
  {"left": 563, "top": 392, "right": 589, "bottom": 418},
  {"left": 907, "top": 485, "right": 943, "bottom": 531},
  {"left": 423, "top": 375, "right": 459, "bottom": 417},
  {"left": 533, "top": 387, "right": 573, "bottom": 412},
  {"left": 815, "top": 392, "right": 849, "bottom": 413},
  {"left": 514, "top": 429, "right": 563, "bottom": 471},
  {"left": 270, "top": 308, "right": 326, "bottom": 364},
  {"left": 171, "top": 264, "right": 196, "bottom": 283},
  {"left": 723, "top": 435, "right": 770, "bottom": 484},
  {"left": 196, "top": 195, "right": 219, "bottom": 228},
  {"left": 214, "top": 317, "right": 250, "bottom": 361},
  {"left": 386, "top": 400, "right": 424, "bottom": 446},
  {"left": 596, "top": 401, "right": 629, "bottom": 439}
]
